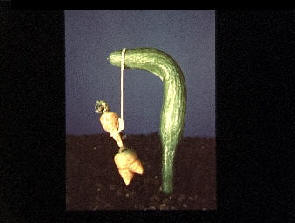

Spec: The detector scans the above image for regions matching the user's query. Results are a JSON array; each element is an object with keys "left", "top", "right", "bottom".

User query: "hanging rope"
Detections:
[{"left": 119, "top": 48, "right": 126, "bottom": 132}]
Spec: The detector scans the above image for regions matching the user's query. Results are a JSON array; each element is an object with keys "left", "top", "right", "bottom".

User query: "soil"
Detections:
[{"left": 66, "top": 133, "right": 216, "bottom": 211}]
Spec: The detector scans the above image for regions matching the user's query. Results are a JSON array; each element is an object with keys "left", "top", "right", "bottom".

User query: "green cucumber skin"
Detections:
[{"left": 109, "top": 48, "right": 186, "bottom": 194}]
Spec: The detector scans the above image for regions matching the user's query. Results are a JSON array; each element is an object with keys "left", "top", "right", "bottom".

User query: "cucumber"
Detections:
[{"left": 109, "top": 48, "right": 186, "bottom": 194}]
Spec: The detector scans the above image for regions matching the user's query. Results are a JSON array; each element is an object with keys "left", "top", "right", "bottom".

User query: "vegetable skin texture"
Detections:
[
  {"left": 114, "top": 148, "right": 144, "bottom": 185},
  {"left": 109, "top": 48, "right": 186, "bottom": 194},
  {"left": 100, "top": 112, "right": 119, "bottom": 133}
]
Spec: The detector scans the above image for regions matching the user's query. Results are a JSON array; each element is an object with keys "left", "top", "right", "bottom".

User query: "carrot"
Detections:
[
  {"left": 96, "top": 100, "right": 124, "bottom": 148},
  {"left": 99, "top": 112, "right": 119, "bottom": 133},
  {"left": 95, "top": 100, "right": 144, "bottom": 185},
  {"left": 114, "top": 148, "right": 144, "bottom": 185}
]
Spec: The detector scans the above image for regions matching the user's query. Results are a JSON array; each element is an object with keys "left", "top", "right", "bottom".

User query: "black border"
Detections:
[
  {"left": 216, "top": 10, "right": 294, "bottom": 221},
  {"left": 2, "top": 8, "right": 294, "bottom": 222},
  {"left": 3, "top": 9, "right": 66, "bottom": 223}
]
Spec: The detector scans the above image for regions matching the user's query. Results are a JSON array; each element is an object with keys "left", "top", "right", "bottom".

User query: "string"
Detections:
[{"left": 121, "top": 48, "right": 126, "bottom": 124}]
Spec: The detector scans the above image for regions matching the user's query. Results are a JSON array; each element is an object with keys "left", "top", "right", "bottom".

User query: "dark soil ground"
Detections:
[{"left": 66, "top": 133, "right": 216, "bottom": 211}]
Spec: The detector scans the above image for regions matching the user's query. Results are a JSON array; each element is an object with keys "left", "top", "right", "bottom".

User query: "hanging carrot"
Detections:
[
  {"left": 95, "top": 100, "right": 144, "bottom": 185},
  {"left": 114, "top": 148, "right": 144, "bottom": 185},
  {"left": 95, "top": 100, "right": 124, "bottom": 148}
]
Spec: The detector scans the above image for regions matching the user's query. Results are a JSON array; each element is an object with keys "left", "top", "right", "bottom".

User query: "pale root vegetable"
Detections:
[
  {"left": 114, "top": 149, "right": 144, "bottom": 185},
  {"left": 99, "top": 112, "right": 119, "bottom": 133},
  {"left": 95, "top": 99, "right": 143, "bottom": 185},
  {"left": 99, "top": 111, "right": 124, "bottom": 148}
]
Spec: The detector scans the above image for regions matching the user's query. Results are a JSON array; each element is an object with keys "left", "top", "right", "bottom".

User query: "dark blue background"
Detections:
[{"left": 65, "top": 10, "right": 215, "bottom": 137}]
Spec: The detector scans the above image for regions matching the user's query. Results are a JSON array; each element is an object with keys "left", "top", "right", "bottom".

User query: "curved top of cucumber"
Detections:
[{"left": 108, "top": 48, "right": 184, "bottom": 82}]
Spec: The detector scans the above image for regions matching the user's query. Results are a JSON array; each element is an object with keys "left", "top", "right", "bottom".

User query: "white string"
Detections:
[{"left": 120, "top": 48, "right": 126, "bottom": 123}]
